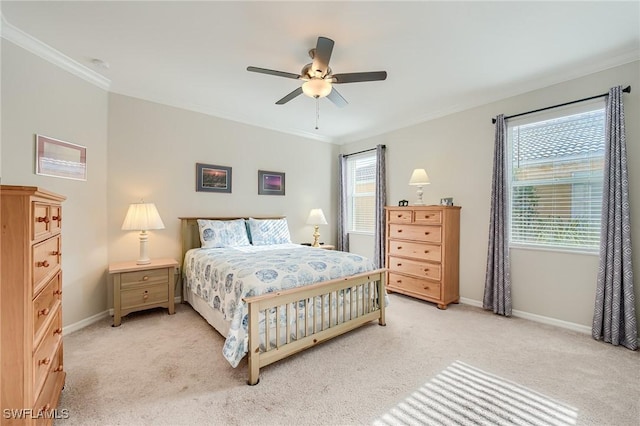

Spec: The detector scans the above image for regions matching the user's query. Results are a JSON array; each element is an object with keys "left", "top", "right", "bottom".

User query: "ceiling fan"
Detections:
[{"left": 247, "top": 36, "right": 387, "bottom": 107}]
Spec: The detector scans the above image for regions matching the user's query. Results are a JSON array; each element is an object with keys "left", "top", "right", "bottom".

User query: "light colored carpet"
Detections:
[{"left": 56, "top": 295, "right": 639, "bottom": 425}]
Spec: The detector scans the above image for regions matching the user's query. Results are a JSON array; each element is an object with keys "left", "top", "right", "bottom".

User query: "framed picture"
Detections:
[
  {"left": 258, "top": 170, "right": 285, "bottom": 196},
  {"left": 440, "top": 197, "right": 454, "bottom": 206},
  {"left": 196, "top": 163, "right": 232, "bottom": 193},
  {"left": 35, "top": 134, "right": 87, "bottom": 181}
]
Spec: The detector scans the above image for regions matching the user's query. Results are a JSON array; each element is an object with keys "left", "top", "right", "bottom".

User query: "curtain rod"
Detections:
[
  {"left": 491, "top": 85, "right": 631, "bottom": 124},
  {"left": 343, "top": 145, "right": 386, "bottom": 158}
]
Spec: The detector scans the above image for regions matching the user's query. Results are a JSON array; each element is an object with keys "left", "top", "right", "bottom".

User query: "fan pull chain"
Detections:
[{"left": 315, "top": 97, "right": 319, "bottom": 130}]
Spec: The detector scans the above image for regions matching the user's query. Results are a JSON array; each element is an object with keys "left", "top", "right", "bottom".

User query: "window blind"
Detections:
[
  {"left": 347, "top": 153, "right": 376, "bottom": 233},
  {"left": 508, "top": 107, "right": 605, "bottom": 251}
]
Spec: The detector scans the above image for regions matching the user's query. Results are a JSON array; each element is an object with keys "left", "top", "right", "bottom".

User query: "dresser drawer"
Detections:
[
  {"left": 388, "top": 240, "right": 441, "bottom": 262},
  {"left": 33, "top": 272, "right": 62, "bottom": 346},
  {"left": 388, "top": 256, "right": 441, "bottom": 281},
  {"left": 388, "top": 272, "right": 441, "bottom": 299},
  {"left": 33, "top": 202, "right": 52, "bottom": 241},
  {"left": 33, "top": 309, "right": 62, "bottom": 399},
  {"left": 121, "top": 283, "right": 169, "bottom": 310},
  {"left": 413, "top": 210, "right": 442, "bottom": 225},
  {"left": 33, "top": 344, "right": 64, "bottom": 414},
  {"left": 32, "top": 235, "right": 61, "bottom": 292},
  {"left": 387, "top": 210, "right": 412, "bottom": 223},
  {"left": 120, "top": 268, "right": 169, "bottom": 289},
  {"left": 389, "top": 224, "right": 441, "bottom": 243}
]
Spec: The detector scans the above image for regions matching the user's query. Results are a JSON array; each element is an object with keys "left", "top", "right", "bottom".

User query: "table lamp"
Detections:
[
  {"left": 409, "top": 168, "right": 431, "bottom": 206},
  {"left": 121, "top": 202, "right": 165, "bottom": 264},
  {"left": 306, "top": 208, "right": 328, "bottom": 247}
]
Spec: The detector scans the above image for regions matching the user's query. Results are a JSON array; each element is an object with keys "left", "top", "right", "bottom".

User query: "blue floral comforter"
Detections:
[{"left": 183, "top": 244, "right": 375, "bottom": 367}]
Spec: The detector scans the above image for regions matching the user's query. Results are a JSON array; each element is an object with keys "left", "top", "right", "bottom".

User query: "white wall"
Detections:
[
  {"left": 342, "top": 61, "right": 640, "bottom": 330},
  {"left": 107, "top": 93, "right": 339, "bottom": 301},
  {"left": 1, "top": 40, "right": 109, "bottom": 327}
]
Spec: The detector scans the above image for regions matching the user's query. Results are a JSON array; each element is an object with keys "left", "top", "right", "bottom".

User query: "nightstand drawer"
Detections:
[
  {"left": 121, "top": 283, "right": 169, "bottom": 309},
  {"left": 120, "top": 268, "right": 169, "bottom": 288}
]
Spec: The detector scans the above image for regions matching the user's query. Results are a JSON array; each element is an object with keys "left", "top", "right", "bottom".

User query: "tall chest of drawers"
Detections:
[
  {"left": 385, "top": 205, "right": 461, "bottom": 309},
  {"left": 1, "top": 186, "right": 66, "bottom": 424}
]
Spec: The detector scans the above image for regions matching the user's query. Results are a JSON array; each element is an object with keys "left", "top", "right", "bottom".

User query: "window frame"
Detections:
[
  {"left": 505, "top": 99, "right": 605, "bottom": 255},
  {"left": 346, "top": 151, "right": 377, "bottom": 235}
]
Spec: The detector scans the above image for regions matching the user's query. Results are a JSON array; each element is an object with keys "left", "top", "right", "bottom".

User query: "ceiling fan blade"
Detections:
[
  {"left": 327, "top": 87, "right": 348, "bottom": 108},
  {"left": 332, "top": 71, "right": 387, "bottom": 84},
  {"left": 275, "top": 87, "right": 304, "bottom": 105},
  {"left": 247, "top": 66, "right": 300, "bottom": 79},
  {"left": 312, "top": 37, "right": 334, "bottom": 77}
]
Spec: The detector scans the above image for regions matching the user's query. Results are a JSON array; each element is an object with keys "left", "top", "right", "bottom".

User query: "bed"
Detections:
[{"left": 180, "top": 216, "right": 387, "bottom": 385}]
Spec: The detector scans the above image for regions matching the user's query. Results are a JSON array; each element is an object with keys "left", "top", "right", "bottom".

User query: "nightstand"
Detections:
[{"left": 108, "top": 258, "right": 178, "bottom": 327}]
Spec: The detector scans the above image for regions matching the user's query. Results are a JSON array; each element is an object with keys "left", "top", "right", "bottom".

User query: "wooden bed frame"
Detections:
[{"left": 179, "top": 217, "right": 387, "bottom": 385}]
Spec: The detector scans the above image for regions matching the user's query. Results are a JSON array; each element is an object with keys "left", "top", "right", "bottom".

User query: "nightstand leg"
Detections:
[
  {"left": 113, "top": 275, "right": 122, "bottom": 326},
  {"left": 168, "top": 266, "right": 175, "bottom": 315}
]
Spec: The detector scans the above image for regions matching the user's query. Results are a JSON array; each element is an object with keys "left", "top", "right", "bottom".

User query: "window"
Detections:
[
  {"left": 507, "top": 103, "right": 605, "bottom": 252},
  {"left": 346, "top": 152, "right": 376, "bottom": 233}
]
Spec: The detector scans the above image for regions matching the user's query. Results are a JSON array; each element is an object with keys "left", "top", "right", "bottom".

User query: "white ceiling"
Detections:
[{"left": 2, "top": 1, "right": 639, "bottom": 144}]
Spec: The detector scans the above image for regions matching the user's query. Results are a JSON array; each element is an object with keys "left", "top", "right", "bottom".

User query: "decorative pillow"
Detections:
[
  {"left": 247, "top": 218, "right": 292, "bottom": 246},
  {"left": 197, "top": 219, "right": 251, "bottom": 248}
]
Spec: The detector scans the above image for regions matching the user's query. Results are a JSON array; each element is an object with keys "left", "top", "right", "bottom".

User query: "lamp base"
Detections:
[
  {"left": 136, "top": 258, "right": 151, "bottom": 265},
  {"left": 137, "top": 230, "right": 152, "bottom": 265},
  {"left": 414, "top": 185, "right": 425, "bottom": 206},
  {"left": 311, "top": 226, "right": 321, "bottom": 247}
]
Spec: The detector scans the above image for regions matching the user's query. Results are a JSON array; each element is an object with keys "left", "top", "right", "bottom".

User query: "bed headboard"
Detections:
[{"left": 178, "top": 216, "right": 285, "bottom": 267}]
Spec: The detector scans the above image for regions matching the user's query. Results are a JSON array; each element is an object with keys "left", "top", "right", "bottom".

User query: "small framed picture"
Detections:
[
  {"left": 35, "top": 134, "right": 87, "bottom": 181},
  {"left": 196, "top": 163, "right": 232, "bottom": 193},
  {"left": 440, "top": 197, "right": 454, "bottom": 206},
  {"left": 258, "top": 170, "right": 285, "bottom": 196}
]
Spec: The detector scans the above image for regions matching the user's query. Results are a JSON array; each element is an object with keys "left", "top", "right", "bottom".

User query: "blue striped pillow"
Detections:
[{"left": 247, "top": 218, "right": 292, "bottom": 245}]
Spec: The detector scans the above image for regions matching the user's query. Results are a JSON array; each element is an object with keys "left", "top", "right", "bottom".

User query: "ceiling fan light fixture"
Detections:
[{"left": 302, "top": 78, "right": 332, "bottom": 98}]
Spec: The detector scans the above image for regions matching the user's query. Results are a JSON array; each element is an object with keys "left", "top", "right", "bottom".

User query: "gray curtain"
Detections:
[
  {"left": 373, "top": 144, "right": 387, "bottom": 268},
  {"left": 337, "top": 154, "right": 349, "bottom": 252},
  {"left": 483, "top": 114, "right": 512, "bottom": 316},
  {"left": 592, "top": 86, "right": 637, "bottom": 350}
]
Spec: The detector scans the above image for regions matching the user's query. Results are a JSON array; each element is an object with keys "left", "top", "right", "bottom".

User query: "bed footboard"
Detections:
[{"left": 243, "top": 268, "right": 386, "bottom": 385}]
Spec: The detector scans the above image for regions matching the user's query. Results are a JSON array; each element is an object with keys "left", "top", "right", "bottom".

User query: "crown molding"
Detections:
[{"left": 1, "top": 14, "right": 111, "bottom": 91}]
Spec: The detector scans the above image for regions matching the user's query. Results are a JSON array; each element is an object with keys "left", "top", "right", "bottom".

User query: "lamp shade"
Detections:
[
  {"left": 121, "top": 202, "right": 165, "bottom": 231},
  {"left": 306, "top": 208, "right": 328, "bottom": 225},
  {"left": 409, "top": 168, "right": 431, "bottom": 186}
]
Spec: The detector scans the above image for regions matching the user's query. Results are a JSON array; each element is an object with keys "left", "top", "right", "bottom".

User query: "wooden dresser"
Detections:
[
  {"left": 385, "top": 205, "right": 461, "bottom": 309},
  {"left": 1, "top": 186, "right": 66, "bottom": 424}
]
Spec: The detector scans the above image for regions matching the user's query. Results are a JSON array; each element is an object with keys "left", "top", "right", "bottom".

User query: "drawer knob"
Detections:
[
  {"left": 51, "top": 250, "right": 61, "bottom": 256},
  {"left": 142, "top": 275, "right": 149, "bottom": 281},
  {"left": 397, "top": 246, "right": 403, "bottom": 249},
  {"left": 397, "top": 229, "right": 403, "bottom": 233},
  {"left": 143, "top": 290, "right": 149, "bottom": 300},
  {"left": 36, "top": 216, "right": 50, "bottom": 224},
  {"left": 52, "top": 215, "right": 61, "bottom": 221},
  {"left": 37, "top": 260, "right": 50, "bottom": 268},
  {"left": 41, "top": 404, "right": 51, "bottom": 412},
  {"left": 39, "top": 357, "right": 51, "bottom": 366},
  {"left": 424, "top": 286, "right": 430, "bottom": 290},
  {"left": 424, "top": 232, "right": 430, "bottom": 235},
  {"left": 397, "top": 214, "right": 402, "bottom": 217},
  {"left": 424, "top": 250, "right": 429, "bottom": 253},
  {"left": 396, "top": 280, "right": 402, "bottom": 283},
  {"left": 38, "top": 308, "right": 50, "bottom": 317},
  {"left": 54, "top": 365, "right": 64, "bottom": 372},
  {"left": 424, "top": 268, "right": 430, "bottom": 272},
  {"left": 54, "top": 289, "right": 62, "bottom": 296},
  {"left": 396, "top": 263, "right": 402, "bottom": 267},
  {"left": 54, "top": 328, "right": 63, "bottom": 335}
]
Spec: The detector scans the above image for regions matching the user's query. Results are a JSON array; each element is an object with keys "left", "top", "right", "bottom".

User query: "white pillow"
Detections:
[
  {"left": 197, "top": 219, "right": 250, "bottom": 248},
  {"left": 247, "top": 218, "right": 292, "bottom": 246}
]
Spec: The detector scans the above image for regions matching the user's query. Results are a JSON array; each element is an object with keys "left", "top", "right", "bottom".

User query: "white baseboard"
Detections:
[
  {"left": 62, "top": 309, "right": 110, "bottom": 336},
  {"left": 459, "top": 297, "right": 591, "bottom": 335}
]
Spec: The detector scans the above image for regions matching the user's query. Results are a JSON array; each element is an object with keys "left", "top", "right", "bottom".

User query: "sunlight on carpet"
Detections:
[{"left": 373, "top": 361, "right": 579, "bottom": 426}]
